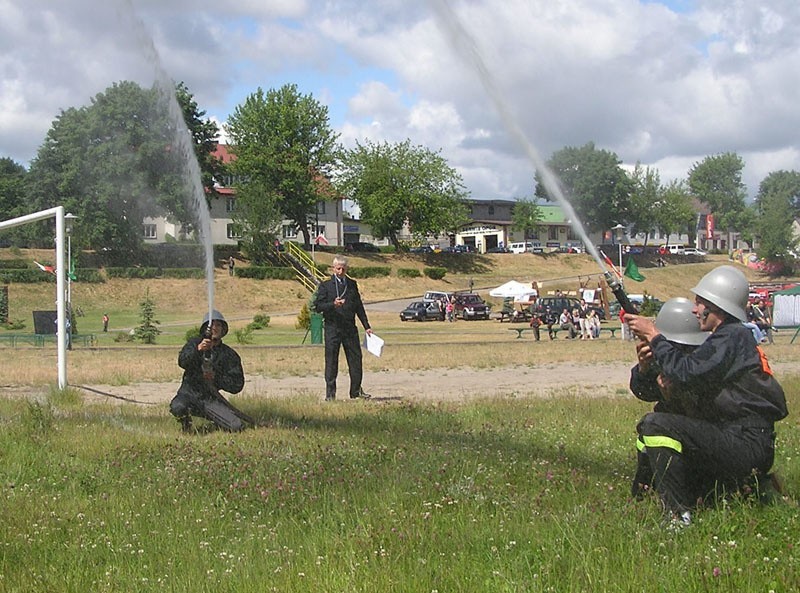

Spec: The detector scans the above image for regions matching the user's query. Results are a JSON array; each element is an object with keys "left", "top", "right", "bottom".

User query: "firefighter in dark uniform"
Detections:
[
  {"left": 627, "top": 266, "right": 788, "bottom": 526},
  {"left": 169, "top": 310, "right": 248, "bottom": 432},
  {"left": 629, "top": 297, "right": 710, "bottom": 500},
  {"left": 314, "top": 255, "right": 373, "bottom": 401}
]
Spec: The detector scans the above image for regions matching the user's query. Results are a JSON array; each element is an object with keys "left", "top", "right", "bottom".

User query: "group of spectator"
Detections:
[
  {"left": 745, "top": 298, "right": 774, "bottom": 344},
  {"left": 528, "top": 299, "right": 601, "bottom": 341}
]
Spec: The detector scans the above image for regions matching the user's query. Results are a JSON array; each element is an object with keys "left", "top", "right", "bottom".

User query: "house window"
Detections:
[
  {"left": 316, "top": 201, "right": 326, "bottom": 215},
  {"left": 226, "top": 198, "right": 236, "bottom": 213},
  {"left": 548, "top": 226, "right": 558, "bottom": 240},
  {"left": 226, "top": 224, "right": 243, "bottom": 239},
  {"left": 282, "top": 225, "right": 298, "bottom": 239},
  {"left": 567, "top": 227, "right": 579, "bottom": 241},
  {"left": 143, "top": 224, "right": 157, "bottom": 240},
  {"left": 488, "top": 205, "right": 495, "bottom": 215},
  {"left": 314, "top": 225, "right": 326, "bottom": 238}
]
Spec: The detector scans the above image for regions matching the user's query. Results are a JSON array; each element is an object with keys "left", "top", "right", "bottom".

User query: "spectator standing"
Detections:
[
  {"left": 313, "top": 255, "right": 373, "bottom": 401},
  {"left": 228, "top": 256, "right": 235, "bottom": 277},
  {"left": 102, "top": 313, "right": 109, "bottom": 332}
]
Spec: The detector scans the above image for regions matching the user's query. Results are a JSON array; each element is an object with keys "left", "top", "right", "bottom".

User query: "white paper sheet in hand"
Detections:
[{"left": 364, "top": 333, "right": 384, "bottom": 357}]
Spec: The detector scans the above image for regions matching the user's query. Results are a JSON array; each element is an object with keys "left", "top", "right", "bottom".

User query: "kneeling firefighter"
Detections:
[{"left": 169, "top": 310, "right": 252, "bottom": 432}]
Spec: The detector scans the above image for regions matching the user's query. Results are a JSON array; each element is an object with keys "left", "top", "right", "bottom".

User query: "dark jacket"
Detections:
[
  {"left": 177, "top": 337, "right": 245, "bottom": 399},
  {"left": 650, "top": 319, "right": 787, "bottom": 424},
  {"left": 314, "top": 276, "right": 370, "bottom": 330}
]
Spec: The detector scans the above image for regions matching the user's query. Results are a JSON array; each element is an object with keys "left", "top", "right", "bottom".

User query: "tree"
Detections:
[
  {"left": 23, "top": 81, "right": 219, "bottom": 256},
  {"left": 510, "top": 199, "right": 543, "bottom": 241},
  {"left": 656, "top": 179, "right": 696, "bottom": 242},
  {"left": 336, "top": 139, "right": 470, "bottom": 248},
  {"left": 687, "top": 152, "right": 747, "bottom": 232},
  {"left": 175, "top": 81, "right": 223, "bottom": 201},
  {"left": 133, "top": 288, "right": 161, "bottom": 344},
  {"left": 225, "top": 84, "right": 339, "bottom": 249},
  {"left": 625, "top": 163, "right": 661, "bottom": 247},
  {"left": 534, "top": 142, "right": 632, "bottom": 234},
  {"left": 755, "top": 170, "right": 800, "bottom": 269},
  {"left": 0, "top": 158, "right": 27, "bottom": 219}
]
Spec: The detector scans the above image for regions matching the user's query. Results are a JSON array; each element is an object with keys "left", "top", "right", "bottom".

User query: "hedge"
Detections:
[
  {"left": 235, "top": 266, "right": 297, "bottom": 280},
  {"left": 347, "top": 266, "right": 391, "bottom": 279},
  {"left": 397, "top": 268, "right": 422, "bottom": 278},
  {"left": 0, "top": 259, "right": 29, "bottom": 270},
  {"left": 423, "top": 267, "right": 447, "bottom": 280}
]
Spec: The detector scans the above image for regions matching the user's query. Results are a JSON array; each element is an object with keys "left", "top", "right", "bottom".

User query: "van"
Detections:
[
  {"left": 659, "top": 244, "right": 685, "bottom": 255},
  {"left": 422, "top": 290, "right": 454, "bottom": 304},
  {"left": 509, "top": 242, "right": 533, "bottom": 254}
]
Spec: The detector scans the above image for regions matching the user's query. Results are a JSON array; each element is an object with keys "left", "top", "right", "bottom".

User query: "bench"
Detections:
[
  {"left": 508, "top": 326, "right": 621, "bottom": 339},
  {"left": 497, "top": 310, "right": 531, "bottom": 323}
]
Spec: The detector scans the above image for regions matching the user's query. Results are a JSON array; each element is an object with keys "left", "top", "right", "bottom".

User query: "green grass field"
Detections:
[{"left": 1, "top": 250, "right": 799, "bottom": 591}]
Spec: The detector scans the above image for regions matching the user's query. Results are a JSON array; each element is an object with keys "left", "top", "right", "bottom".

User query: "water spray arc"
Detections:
[
  {"left": 430, "top": 1, "right": 636, "bottom": 312},
  {"left": 121, "top": 1, "right": 216, "bottom": 324}
]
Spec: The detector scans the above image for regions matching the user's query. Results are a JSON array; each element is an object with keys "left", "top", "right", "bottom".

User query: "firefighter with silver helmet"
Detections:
[
  {"left": 627, "top": 266, "right": 788, "bottom": 526},
  {"left": 169, "top": 309, "right": 250, "bottom": 432}
]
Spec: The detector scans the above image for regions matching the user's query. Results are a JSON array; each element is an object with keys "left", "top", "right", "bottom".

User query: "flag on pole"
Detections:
[
  {"left": 315, "top": 234, "right": 329, "bottom": 246},
  {"left": 599, "top": 249, "right": 620, "bottom": 279},
  {"left": 33, "top": 261, "right": 55, "bottom": 275},
  {"left": 68, "top": 257, "right": 77, "bottom": 281},
  {"left": 624, "top": 257, "right": 646, "bottom": 282}
]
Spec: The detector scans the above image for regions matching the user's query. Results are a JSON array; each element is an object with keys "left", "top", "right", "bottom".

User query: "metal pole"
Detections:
[{"left": 0, "top": 206, "right": 67, "bottom": 388}]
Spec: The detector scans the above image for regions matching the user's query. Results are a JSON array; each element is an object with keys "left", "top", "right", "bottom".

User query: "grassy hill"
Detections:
[{"left": 0, "top": 248, "right": 789, "bottom": 337}]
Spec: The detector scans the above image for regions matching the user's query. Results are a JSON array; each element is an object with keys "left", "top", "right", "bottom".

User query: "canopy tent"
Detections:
[
  {"left": 489, "top": 280, "right": 538, "bottom": 303},
  {"left": 772, "top": 284, "right": 800, "bottom": 327}
]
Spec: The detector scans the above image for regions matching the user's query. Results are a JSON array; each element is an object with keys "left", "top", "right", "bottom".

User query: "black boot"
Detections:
[{"left": 179, "top": 416, "right": 193, "bottom": 433}]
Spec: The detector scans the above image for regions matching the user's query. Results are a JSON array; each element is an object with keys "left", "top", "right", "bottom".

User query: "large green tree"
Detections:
[
  {"left": 656, "top": 179, "right": 697, "bottom": 243},
  {"left": 534, "top": 142, "right": 632, "bottom": 234},
  {"left": 687, "top": 152, "right": 747, "bottom": 232},
  {"left": 24, "top": 80, "right": 219, "bottom": 256},
  {"left": 336, "top": 139, "right": 470, "bottom": 248},
  {"left": 626, "top": 163, "right": 661, "bottom": 246},
  {"left": 510, "top": 198, "right": 543, "bottom": 242},
  {"left": 755, "top": 170, "right": 800, "bottom": 269},
  {"left": 225, "top": 84, "right": 339, "bottom": 250},
  {"left": 0, "top": 158, "right": 27, "bottom": 219}
]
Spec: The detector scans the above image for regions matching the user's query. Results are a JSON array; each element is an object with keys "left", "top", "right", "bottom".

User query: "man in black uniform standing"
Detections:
[
  {"left": 314, "top": 255, "right": 373, "bottom": 401},
  {"left": 627, "top": 266, "right": 788, "bottom": 526},
  {"left": 169, "top": 310, "right": 249, "bottom": 432}
]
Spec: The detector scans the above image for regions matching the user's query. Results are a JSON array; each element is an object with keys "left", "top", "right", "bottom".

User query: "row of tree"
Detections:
[{"left": 1, "top": 79, "right": 799, "bottom": 272}]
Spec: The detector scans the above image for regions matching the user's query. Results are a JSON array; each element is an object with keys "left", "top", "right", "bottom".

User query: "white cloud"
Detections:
[{"left": 0, "top": 0, "right": 798, "bottom": 204}]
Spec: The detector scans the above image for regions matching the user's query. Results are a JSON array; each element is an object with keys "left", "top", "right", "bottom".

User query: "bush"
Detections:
[
  {"left": 236, "top": 266, "right": 296, "bottom": 280},
  {"left": 0, "top": 259, "right": 29, "bottom": 269},
  {"left": 423, "top": 267, "right": 447, "bottom": 280},
  {"left": 397, "top": 268, "right": 422, "bottom": 278},
  {"left": 234, "top": 325, "right": 254, "bottom": 344},
  {"left": 347, "top": 266, "right": 391, "bottom": 279},
  {"left": 250, "top": 314, "right": 270, "bottom": 329},
  {"left": 0, "top": 269, "right": 55, "bottom": 283},
  {"left": 162, "top": 268, "right": 205, "bottom": 279}
]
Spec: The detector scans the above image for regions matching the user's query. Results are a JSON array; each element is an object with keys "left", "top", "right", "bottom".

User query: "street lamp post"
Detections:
[{"left": 612, "top": 224, "right": 626, "bottom": 278}]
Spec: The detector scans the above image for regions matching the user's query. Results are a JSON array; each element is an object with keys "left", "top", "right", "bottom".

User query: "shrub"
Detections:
[
  {"left": 423, "top": 267, "right": 447, "bottom": 280},
  {"left": 0, "top": 259, "right": 29, "bottom": 269},
  {"left": 236, "top": 266, "right": 296, "bottom": 280},
  {"left": 296, "top": 302, "right": 312, "bottom": 330},
  {"left": 184, "top": 326, "right": 201, "bottom": 342},
  {"left": 162, "top": 268, "right": 205, "bottom": 279},
  {"left": 234, "top": 325, "right": 254, "bottom": 344},
  {"left": 397, "top": 268, "right": 422, "bottom": 278},
  {"left": 347, "top": 266, "right": 391, "bottom": 279},
  {"left": 250, "top": 314, "right": 270, "bottom": 329}
]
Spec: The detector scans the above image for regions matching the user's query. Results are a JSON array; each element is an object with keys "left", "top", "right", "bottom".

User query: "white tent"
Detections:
[
  {"left": 489, "top": 280, "right": 538, "bottom": 303},
  {"left": 772, "top": 285, "right": 800, "bottom": 327}
]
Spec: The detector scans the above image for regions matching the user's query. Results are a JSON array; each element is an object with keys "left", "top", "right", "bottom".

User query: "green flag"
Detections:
[
  {"left": 68, "top": 257, "right": 77, "bottom": 281},
  {"left": 624, "top": 257, "right": 646, "bottom": 282}
]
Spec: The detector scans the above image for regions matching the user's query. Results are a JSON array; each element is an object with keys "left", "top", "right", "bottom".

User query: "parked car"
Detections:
[
  {"left": 409, "top": 245, "right": 434, "bottom": 254},
  {"left": 682, "top": 248, "right": 707, "bottom": 256},
  {"left": 399, "top": 300, "right": 443, "bottom": 321},
  {"left": 532, "top": 295, "right": 606, "bottom": 320},
  {"left": 452, "top": 293, "right": 491, "bottom": 320},
  {"left": 422, "top": 290, "right": 454, "bottom": 304},
  {"left": 442, "top": 245, "right": 472, "bottom": 254},
  {"left": 345, "top": 241, "right": 381, "bottom": 253},
  {"left": 486, "top": 246, "right": 509, "bottom": 253}
]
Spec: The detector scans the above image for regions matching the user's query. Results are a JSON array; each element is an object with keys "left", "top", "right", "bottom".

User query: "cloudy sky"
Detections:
[{"left": 1, "top": 0, "right": 798, "bottom": 201}]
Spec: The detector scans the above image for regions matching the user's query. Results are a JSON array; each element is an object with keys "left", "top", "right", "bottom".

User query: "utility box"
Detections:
[{"left": 310, "top": 313, "right": 323, "bottom": 344}]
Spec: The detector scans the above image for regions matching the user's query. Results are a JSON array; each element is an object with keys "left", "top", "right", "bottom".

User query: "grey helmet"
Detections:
[
  {"left": 690, "top": 265, "right": 748, "bottom": 321},
  {"left": 655, "top": 297, "right": 709, "bottom": 346},
  {"left": 200, "top": 309, "right": 229, "bottom": 337}
]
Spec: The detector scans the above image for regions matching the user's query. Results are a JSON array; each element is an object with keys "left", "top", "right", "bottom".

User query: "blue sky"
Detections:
[{"left": 1, "top": 0, "right": 798, "bottom": 201}]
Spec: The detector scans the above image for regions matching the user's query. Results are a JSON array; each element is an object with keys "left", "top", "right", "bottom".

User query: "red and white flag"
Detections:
[
  {"left": 33, "top": 261, "right": 56, "bottom": 275},
  {"left": 315, "top": 234, "right": 329, "bottom": 245},
  {"left": 599, "top": 250, "right": 620, "bottom": 278}
]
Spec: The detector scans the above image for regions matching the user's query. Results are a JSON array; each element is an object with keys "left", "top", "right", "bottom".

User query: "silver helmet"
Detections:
[
  {"left": 691, "top": 265, "right": 748, "bottom": 321},
  {"left": 655, "top": 297, "right": 709, "bottom": 346},
  {"left": 200, "top": 309, "right": 229, "bottom": 337}
]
